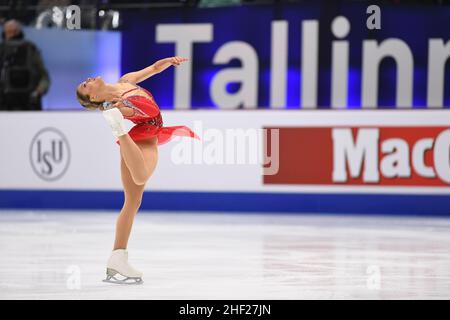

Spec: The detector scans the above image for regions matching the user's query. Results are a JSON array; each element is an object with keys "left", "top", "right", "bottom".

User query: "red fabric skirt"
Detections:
[{"left": 116, "top": 123, "right": 200, "bottom": 146}]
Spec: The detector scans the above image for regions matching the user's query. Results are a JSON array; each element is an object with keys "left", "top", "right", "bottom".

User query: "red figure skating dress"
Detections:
[{"left": 116, "top": 86, "right": 199, "bottom": 146}]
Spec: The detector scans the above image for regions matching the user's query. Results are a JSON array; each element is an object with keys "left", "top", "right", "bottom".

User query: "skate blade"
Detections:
[
  {"left": 102, "top": 278, "right": 143, "bottom": 285},
  {"left": 103, "top": 268, "right": 143, "bottom": 285}
]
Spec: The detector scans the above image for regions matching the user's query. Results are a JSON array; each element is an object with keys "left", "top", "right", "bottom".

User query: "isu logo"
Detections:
[
  {"left": 263, "top": 127, "right": 450, "bottom": 187},
  {"left": 30, "top": 128, "right": 71, "bottom": 181}
]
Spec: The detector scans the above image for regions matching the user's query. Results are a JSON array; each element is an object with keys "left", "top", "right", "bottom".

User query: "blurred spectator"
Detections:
[{"left": 0, "top": 19, "right": 50, "bottom": 110}]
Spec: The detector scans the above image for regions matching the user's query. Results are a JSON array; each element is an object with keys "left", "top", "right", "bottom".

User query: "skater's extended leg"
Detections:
[
  {"left": 102, "top": 107, "right": 157, "bottom": 186},
  {"left": 118, "top": 135, "right": 158, "bottom": 185}
]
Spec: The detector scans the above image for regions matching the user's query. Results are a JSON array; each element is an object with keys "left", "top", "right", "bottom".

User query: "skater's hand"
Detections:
[
  {"left": 170, "top": 56, "right": 188, "bottom": 66},
  {"left": 108, "top": 98, "right": 134, "bottom": 117},
  {"left": 111, "top": 98, "right": 126, "bottom": 109}
]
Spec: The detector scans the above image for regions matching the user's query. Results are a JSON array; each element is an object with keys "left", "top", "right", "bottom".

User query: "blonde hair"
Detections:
[{"left": 76, "top": 88, "right": 103, "bottom": 110}]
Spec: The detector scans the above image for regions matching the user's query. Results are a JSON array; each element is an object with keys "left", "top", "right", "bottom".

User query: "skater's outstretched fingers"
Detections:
[{"left": 170, "top": 56, "right": 188, "bottom": 66}]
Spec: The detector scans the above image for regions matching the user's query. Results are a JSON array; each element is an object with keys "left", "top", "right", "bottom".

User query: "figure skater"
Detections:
[{"left": 76, "top": 56, "right": 199, "bottom": 284}]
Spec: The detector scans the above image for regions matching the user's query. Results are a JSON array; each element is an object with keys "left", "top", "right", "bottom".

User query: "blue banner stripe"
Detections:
[{"left": 0, "top": 190, "right": 449, "bottom": 216}]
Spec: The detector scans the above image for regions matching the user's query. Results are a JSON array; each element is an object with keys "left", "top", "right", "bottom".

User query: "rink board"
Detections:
[{"left": 0, "top": 110, "right": 449, "bottom": 215}]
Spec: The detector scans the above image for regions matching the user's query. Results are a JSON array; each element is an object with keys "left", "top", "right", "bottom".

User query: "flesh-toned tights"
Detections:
[{"left": 114, "top": 135, "right": 158, "bottom": 250}]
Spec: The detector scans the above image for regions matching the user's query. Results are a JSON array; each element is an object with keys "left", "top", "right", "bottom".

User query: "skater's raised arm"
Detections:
[{"left": 119, "top": 56, "right": 189, "bottom": 84}]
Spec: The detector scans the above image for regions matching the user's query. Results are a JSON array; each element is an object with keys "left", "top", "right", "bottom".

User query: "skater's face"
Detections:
[
  {"left": 76, "top": 76, "right": 106, "bottom": 110},
  {"left": 77, "top": 76, "right": 104, "bottom": 101}
]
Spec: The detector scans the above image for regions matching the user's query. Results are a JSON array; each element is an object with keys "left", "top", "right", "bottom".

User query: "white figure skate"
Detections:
[
  {"left": 103, "top": 249, "right": 143, "bottom": 285},
  {"left": 102, "top": 107, "right": 127, "bottom": 138},
  {"left": 102, "top": 101, "right": 115, "bottom": 110}
]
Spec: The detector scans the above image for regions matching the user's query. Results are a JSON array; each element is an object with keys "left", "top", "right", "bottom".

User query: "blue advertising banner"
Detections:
[{"left": 121, "top": 3, "right": 450, "bottom": 110}]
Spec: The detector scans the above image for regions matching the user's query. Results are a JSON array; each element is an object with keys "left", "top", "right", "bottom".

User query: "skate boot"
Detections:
[
  {"left": 103, "top": 249, "right": 143, "bottom": 285},
  {"left": 102, "top": 101, "right": 115, "bottom": 111},
  {"left": 102, "top": 107, "right": 127, "bottom": 138}
]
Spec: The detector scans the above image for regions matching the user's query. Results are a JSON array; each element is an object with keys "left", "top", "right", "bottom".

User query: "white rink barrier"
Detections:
[{"left": 0, "top": 110, "right": 449, "bottom": 215}]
